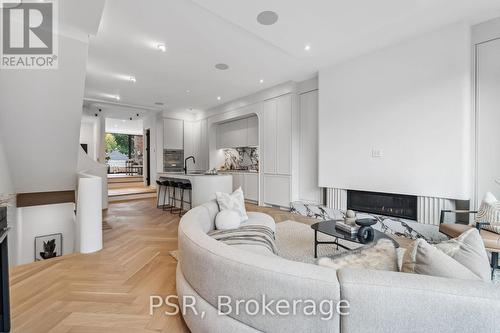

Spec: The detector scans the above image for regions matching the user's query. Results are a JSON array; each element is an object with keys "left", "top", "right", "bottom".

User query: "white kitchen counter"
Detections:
[{"left": 157, "top": 172, "right": 232, "bottom": 207}]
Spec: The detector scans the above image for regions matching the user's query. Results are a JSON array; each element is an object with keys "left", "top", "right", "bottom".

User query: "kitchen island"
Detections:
[{"left": 157, "top": 172, "right": 232, "bottom": 208}]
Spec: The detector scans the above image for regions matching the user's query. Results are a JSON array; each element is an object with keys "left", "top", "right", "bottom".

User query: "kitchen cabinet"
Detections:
[
  {"left": 247, "top": 116, "right": 258, "bottom": 147},
  {"left": 184, "top": 120, "right": 208, "bottom": 171},
  {"left": 224, "top": 172, "right": 258, "bottom": 202},
  {"left": 263, "top": 94, "right": 292, "bottom": 176},
  {"left": 262, "top": 93, "right": 296, "bottom": 207},
  {"left": 263, "top": 174, "right": 291, "bottom": 207},
  {"left": 217, "top": 115, "right": 259, "bottom": 149},
  {"left": 263, "top": 99, "right": 277, "bottom": 174},
  {"left": 244, "top": 173, "right": 258, "bottom": 201},
  {"left": 163, "top": 118, "right": 184, "bottom": 150}
]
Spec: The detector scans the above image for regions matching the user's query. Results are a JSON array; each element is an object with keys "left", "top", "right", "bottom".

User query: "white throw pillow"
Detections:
[
  {"left": 475, "top": 192, "right": 500, "bottom": 234},
  {"left": 215, "top": 210, "right": 241, "bottom": 230},
  {"left": 216, "top": 187, "right": 248, "bottom": 223}
]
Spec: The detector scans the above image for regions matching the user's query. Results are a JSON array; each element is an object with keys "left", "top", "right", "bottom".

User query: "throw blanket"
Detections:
[{"left": 208, "top": 225, "right": 278, "bottom": 254}]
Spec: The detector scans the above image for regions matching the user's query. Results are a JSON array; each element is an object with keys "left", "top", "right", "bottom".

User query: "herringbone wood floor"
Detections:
[{"left": 9, "top": 198, "right": 313, "bottom": 332}]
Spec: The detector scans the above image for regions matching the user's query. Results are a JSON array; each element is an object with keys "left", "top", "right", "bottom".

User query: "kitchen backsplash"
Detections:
[{"left": 223, "top": 147, "right": 259, "bottom": 171}]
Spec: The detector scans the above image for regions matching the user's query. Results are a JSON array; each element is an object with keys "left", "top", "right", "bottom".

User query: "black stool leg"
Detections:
[
  {"left": 156, "top": 185, "right": 162, "bottom": 208},
  {"left": 170, "top": 187, "right": 176, "bottom": 213},
  {"left": 179, "top": 188, "right": 185, "bottom": 217},
  {"left": 162, "top": 185, "right": 169, "bottom": 210},
  {"left": 492, "top": 252, "right": 499, "bottom": 280}
]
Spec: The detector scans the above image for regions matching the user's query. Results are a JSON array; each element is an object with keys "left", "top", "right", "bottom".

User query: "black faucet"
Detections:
[{"left": 184, "top": 156, "right": 196, "bottom": 174}]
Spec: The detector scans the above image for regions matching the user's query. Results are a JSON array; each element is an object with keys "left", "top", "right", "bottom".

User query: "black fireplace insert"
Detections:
[{"left": 347, "top": 190, "right": 418, "bottom": 220}]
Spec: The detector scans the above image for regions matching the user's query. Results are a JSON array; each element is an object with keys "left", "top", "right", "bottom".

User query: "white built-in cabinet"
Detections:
[
  {"left": 217, "top": 116, "right": 258, "bottom": 149},
  {"left": 163, "top": 118, "right": 184, "bottom": 150},
  {"left": 227, "top": 172, "right": 258, "bottom": 202},
  {"left": 262, "top": 94, "right": 295, "bottom": 207},
  {"left": 184, "top": 119, "right": 208, "bottom": 171},
  {"left": 299, "top": 90, "right": 321, "bottom": 204}
]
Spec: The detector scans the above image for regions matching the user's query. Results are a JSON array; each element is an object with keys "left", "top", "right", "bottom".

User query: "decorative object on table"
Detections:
[
  {"left": 311, "top": 220, "right": 398, "bottom": 258},
  {"left": 34, "top": 233, "right": 62, "bottom": 261},
  {"left": 335, "top": 220, "right": 359, "bottom": 236},
  {"left": 356, "top": 218, "right": 377, "bottom": 243},
  {"left": 205, "top": 168, "right": 219, "bottom": 175},
  {"left": 291, "top": 201, "right": 445, "bottom": 243},
  {"left": 215, "top": 187, "right": 248, "bottom": 222}
]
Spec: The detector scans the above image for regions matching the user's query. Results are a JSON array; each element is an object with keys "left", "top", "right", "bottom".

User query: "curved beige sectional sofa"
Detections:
[{"left": 177, "top": 200, "right": 500, "bottom": 333}]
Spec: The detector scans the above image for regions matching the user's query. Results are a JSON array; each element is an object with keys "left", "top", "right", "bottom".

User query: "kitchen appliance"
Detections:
[{"left": 164, "top": 149, "right": 184, "bottom": 172}]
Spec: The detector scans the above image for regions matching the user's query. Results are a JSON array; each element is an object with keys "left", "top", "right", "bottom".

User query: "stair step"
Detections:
[
  {"left": 108, "top": 182, "right": 145, "bottom": 189},
  {"left": 108, "top": 192, "right": 157, "bottom": 202},
  {"left": 108, "top": 176, "right": 143, "bottom": 184}
]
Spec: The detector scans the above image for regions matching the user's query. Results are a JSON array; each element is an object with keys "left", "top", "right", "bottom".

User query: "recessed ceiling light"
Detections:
[
  {"left": 157, "top": 43, "right": 166, "bottom": 52},
  {"left": 186, "top": 90, "right": 190, "bottom": 93},
  {"left": 304, "top": 44, "right": 311, "bottom": 51},
  {"left": 259, "top": 79, "right": 264, "bottom": 83},
  {"left": 121, "top": 120, "right": 126, "bottom": 123},
  {"left": 215, "top": 63, "right": 229, "bottom": 70},
  {"left": 257, "top": 11, "right": 279, "bottom": 25},
  {"left": 129, "top": 76, "right": 136, "bottom": 83},
  {"left": 217, "top": 96, "right": 221, "bottom": 101}
]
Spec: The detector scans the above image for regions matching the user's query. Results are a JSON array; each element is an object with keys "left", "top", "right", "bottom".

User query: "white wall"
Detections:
[
  {"left": 0, "top": 34, "right": 90, "bottom": 193},
  {"left": 80, "top": 119, "right": 98, "bottom": 161},
  {"left": 143, "top": 112, "right": 161, "bottom": 187},
  {"left": 318, "top": 22, "right": 472, "bottom": 200},
  {"left": 0, "top": 135, "right": 18, "bottom": 266},
  {"left": 15, "top": 203, "right": 75, "bottom": 265}
]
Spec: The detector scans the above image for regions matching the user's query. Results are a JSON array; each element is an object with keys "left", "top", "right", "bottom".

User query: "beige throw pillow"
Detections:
[
  {"left": 402, "top": 228, "right": 491, "bottom": 282},
  {"left": 317, "top": 239, "right": 398, "bottom": 272}
]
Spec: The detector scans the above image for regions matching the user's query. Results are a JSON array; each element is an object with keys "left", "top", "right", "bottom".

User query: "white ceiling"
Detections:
[
  {"left": 84, "top": 0, "right": 500, "bottom": 117},
  {"left": 105, "top": 118, "right": 143, "bottom": 135}
]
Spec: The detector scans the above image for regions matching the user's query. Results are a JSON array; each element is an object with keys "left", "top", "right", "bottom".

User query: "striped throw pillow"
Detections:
[{"left": 475, "top": 192, "right": 500, "bottom": 234}]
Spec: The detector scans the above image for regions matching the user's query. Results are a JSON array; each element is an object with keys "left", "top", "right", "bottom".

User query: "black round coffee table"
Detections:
[{"left": 311, "top": 220, "right": 399, "bottom": 258}]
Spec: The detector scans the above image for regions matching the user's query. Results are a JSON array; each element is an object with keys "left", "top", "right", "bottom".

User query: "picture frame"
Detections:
[{"left": 34, "top": 233, "right": 62, "bottom": 261}]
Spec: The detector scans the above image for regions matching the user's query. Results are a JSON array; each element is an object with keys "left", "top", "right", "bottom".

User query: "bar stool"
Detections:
[
  {"left": 178, "top": 181, "right": 193, "bottom": 216},
  {"left": 161, "top": 180, "right": 172, "bottom": 210},
  {"left": 155, "top": 180, "right": 166, "bottom": 209},
  {"left": 169, "top": 180, "right": 182, "bottom": 214}
]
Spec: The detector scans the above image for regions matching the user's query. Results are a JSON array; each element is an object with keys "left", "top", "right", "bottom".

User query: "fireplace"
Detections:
[{"left": 347, "top": 190, "right": 418, "bottom": 220}]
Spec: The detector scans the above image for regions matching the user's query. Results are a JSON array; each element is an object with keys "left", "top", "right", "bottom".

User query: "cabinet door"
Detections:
[
  {"left": 184, "top": 121, "right": 194, "bottom": 158},
  {"left": 192, "top": 121, "right": 202, "bottom": 169},
  {"left": 276, "top": 95, "right": 291, "bottom": 175},
  {"left": 217, "top": 122, "right": 228, "bottom": 149},
  {"left": 247, "top": 116, "right": 258, "bottom": 147},
  {"left": 263, "top": 99, "right": 277, "bottom": 174},
  {"left": 199, "top": 119, "right": 208, "bottom": 170},
  {"left": 234, "top": 119, "right": 248, "bottom": 148},
  {"left": 164, "top": 119, "right": 184, "bottom": 150},
  {"left": 233, "top": 173, "right": 244, "bottom": 191},
  {"left": 244, "top": 173, "right": 258, "bottom": 201},
  {"left": 263, "top": 175, "right": 290, "bottom": 207}
]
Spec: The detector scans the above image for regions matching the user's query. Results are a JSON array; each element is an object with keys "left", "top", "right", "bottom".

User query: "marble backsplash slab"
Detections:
[{"left": 223, "top": 148, "right": 259, "bottom": 171}]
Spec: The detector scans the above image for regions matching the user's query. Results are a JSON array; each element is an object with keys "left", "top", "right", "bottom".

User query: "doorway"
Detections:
[{"left": 145, "top": 129, "right": 151, "bottom": 186}]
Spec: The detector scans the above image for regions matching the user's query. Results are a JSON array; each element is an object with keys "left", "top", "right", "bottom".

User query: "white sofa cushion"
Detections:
[
  {"left": 215, "top": 209, "right": 242, "bottom": 230},
  {"left": 216, "top": 187, "right": 248, "bottom": 223},
  {"left": 241, "top": 211, "right": 276, "bottom": 233}
]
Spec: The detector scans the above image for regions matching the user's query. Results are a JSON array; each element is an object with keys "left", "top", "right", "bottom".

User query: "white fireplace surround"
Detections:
[{"left": 325, "top": 188, "right": 456, "bottom": 226}]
